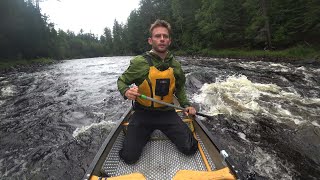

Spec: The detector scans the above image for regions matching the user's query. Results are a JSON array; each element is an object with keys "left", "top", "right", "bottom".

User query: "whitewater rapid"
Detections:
[{"left": 1, "top": 56, "right": 319, "bottom": 179}]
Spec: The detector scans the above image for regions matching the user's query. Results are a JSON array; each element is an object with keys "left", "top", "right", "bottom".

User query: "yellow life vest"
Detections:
[{"left": 137, "top": 55, "right": 175, "bottom": 108}]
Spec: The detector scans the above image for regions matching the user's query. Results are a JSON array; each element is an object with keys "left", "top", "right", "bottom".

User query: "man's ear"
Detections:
[{"left": 148, "top": 37, "right": 152, "bottom": 45}]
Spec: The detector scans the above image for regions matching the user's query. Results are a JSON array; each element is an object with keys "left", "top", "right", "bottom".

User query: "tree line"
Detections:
[
  {"left": 113, "top": 0, "right": 319, "bottom": 54},
  {"left": 0, "top": 0, "right": 105, "bottom": 60},
  {"left": 1, "top": 0, "right": 319, "bottom": 60}
]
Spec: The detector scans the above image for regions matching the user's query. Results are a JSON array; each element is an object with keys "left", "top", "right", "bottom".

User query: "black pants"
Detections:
[{"left": 119, "top": 108, "right": 198, "bottom": 164}]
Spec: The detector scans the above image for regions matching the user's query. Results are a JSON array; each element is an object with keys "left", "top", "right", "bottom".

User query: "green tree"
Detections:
[
  {"left": 112, "top": 19, "right": 124, "bottom": 55},
  {"left": 244, "top": 0, "right": 270, "bottom": 48},
  {"left": 126, "top": 10, "right": 146, "bottom": 54},
  {"left": 270, "top": 0, "right": 320, "bottom": 47},
  {"left": 303, "top": 0, "right": 320, "bottom": 44},
  {"left": 171, "top": 0, "right": 201, "bottom": 50},
  {"left": 102, "top": 27, "right": 113, "bottom": 55},
  {"left": 0, "top": 0, "right": 52, "bottom": 59},
  {"left": 196, "top": 0, "right": 247, "bottom": 48}
]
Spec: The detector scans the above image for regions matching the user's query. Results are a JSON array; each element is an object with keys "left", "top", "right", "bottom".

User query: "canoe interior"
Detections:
[{"left": 84, "top": 107, "right": 237, "bottom": 180}]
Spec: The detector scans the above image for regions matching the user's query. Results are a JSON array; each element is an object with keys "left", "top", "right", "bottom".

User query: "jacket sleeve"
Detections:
[
  {"left": 174, "top": 63, "right": 191, "bottom": 108},
  {"left": 117, "top": 57, "right": 148, "bottom": 99}
]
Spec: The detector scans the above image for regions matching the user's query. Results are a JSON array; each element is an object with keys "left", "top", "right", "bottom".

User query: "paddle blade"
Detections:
[{"left": 196, "top": 112, "right": 213, "bottom": 119}]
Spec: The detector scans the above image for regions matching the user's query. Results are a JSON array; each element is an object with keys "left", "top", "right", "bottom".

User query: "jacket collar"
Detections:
[{"left": 147, "top": 50, "right": 173, "bottom": 62}]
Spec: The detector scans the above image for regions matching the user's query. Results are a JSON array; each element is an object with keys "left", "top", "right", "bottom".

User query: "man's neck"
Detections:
[{"left": 151, "top": 49, "right": 167, "bottom": 60}]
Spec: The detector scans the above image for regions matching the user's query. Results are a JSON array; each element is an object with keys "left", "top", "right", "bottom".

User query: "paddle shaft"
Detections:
[{"left": 140, "top": 95, "right": 212, "bottom": 118}]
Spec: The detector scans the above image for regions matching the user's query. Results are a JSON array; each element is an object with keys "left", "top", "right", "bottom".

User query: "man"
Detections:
[{"left": 117, "top": 19, "right": 198, "bottom": 164}]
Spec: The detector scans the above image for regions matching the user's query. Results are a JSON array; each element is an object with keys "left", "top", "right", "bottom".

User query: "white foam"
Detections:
[
  {"left": 276, "top": 105, "right": 292, "bottom": 116},
  {"left": 72, "top": 120, "right": 116, "bottom": 138},
  {"left": 312, "top": 121, "right": 320, "bottom": 128},
  {"left": 237, "top": 132, "right": 250, "bottom": 142},
  {"left": 270, "top": 63, "right": 287, "bottom": 68},
  {"left": 193, "top": 74, "right": 320, "bottom": 126},
  {"left": 1, "top": 85, "right": 15, "bottom": 97},
  {"left": 270, "top": 63, "right": 290, "bottom": 72},
  {"left": 0, "top": 80, "right": 9, "bottom": 85},
  {"left": 0, "top": 100, "right": 5, "bottom": 106},
  {"left": 308, "top": 97, "right": 320, "bottom": 104},
  {"left": 250, "top": 147, "right": 293, "bottom": 179},
  {"left": 292, "top": 118, "right": 305, "bottom": 125},
  {"left": 193, "top": 75, "right": 276, "bottom": 116},
  {"left": 296, "top": 66, "right": 306, "bottom": 71},
  {"left": 2, "top": 158, "right": 27, "bottom": 177}
]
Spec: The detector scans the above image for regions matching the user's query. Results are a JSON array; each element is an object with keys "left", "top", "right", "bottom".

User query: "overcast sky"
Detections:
[{"left": 39, "top": 0, "right": 140, "bottom": 37}]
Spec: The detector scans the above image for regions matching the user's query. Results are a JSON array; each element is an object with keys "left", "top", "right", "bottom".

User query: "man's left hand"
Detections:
[{"left": 185, "top": 106, "right": 196, "bottom": 116}]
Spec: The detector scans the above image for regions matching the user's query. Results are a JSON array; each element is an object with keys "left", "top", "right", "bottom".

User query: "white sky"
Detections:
[{"left": 39, "top": 0, "right": 140, "bottom": 37}]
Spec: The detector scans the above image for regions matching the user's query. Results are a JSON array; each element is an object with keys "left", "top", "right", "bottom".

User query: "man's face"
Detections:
[{"left": 148, "top": 27, "right": 171, "bottom": 53}]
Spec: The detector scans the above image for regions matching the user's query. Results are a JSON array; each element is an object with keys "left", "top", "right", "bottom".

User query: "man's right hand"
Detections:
[{"left": 125, "top": 86, "right": 140, "bottom": 100}]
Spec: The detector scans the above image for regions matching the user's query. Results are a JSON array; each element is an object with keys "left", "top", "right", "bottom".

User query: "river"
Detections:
[{"left": 0, "top": 56, "right": 319, "bottom": 179}]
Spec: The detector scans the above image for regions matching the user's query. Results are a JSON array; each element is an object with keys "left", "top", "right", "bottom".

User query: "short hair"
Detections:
[{"left": 149, "top": 19, "right": 172, "bottom": 37}]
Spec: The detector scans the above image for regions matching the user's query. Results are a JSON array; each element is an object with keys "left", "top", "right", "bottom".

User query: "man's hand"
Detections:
[
  {"left": 125, "top": 86, "right": 140, "bottom": 100},
  {"left": 184, "top": 106, "right": 196, "bottom": 116}
]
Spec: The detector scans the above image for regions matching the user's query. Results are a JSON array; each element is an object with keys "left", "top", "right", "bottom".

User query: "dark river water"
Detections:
[{"left": 0, "top": 57, "right": 319, "bottom": 180}]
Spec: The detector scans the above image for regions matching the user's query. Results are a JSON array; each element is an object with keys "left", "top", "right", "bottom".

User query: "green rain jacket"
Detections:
[{"left": 117, "top": 51, "right": 191, "bottom": 110}]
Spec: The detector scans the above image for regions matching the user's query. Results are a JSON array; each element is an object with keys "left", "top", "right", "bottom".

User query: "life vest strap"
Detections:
[{"left": 142, "top": 54, "right": 153, "bottom": 66}]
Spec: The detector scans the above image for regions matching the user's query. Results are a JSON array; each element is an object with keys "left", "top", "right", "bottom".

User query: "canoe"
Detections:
[{"left": 82, "top": 106, "right": 242, "bottom": 180}]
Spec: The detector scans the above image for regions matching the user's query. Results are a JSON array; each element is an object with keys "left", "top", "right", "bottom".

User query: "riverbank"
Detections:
[
  {"left": 174, "top": 46, "right": 320, "bottom": 65},
  {"left": 1, "top": 46, "right": 319, "bottom": 74},
  {"left": 0, "top": 58, "right": 56, "bottom": 74}
]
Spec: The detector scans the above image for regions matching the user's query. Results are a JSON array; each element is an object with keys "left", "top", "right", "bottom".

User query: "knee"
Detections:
[
  {"left": 179, "top": 142, "right": 198, "bottom": 155},
  {"left": 119, "top": 149, "right": 140, "bottom": 164}
]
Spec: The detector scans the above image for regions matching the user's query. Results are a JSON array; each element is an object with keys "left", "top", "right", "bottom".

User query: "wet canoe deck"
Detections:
[{"left": 101, "top": 130, "right": 216, "bottom": 180}]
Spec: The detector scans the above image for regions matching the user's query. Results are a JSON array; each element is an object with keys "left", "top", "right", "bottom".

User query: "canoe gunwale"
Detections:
[
  {"left": 82, "top": 107, "right": 132, "bottom": 180},
  {"left": 194, "top": 117, "right": 243, "bottom": 179}
]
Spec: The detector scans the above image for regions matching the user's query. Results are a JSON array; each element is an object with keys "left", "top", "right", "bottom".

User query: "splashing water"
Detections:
[
  {"left": 72, "top": 120, "right": 116, "bottom": 138},
  {"left": 185, "top": 58, "right": 320, "bottom": 179},
  {"left": 193, "top": 74, "right": 320, "bottom": 127}
]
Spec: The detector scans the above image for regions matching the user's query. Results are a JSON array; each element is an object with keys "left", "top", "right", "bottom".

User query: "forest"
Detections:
[{"left": 0, "top": 0, "right": 319, "bottom": 61}]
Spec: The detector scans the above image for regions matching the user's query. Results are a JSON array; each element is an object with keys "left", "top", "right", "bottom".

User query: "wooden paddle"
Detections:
[{"left": 139, "top": 94, "right": 213, "bottom": 119}]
